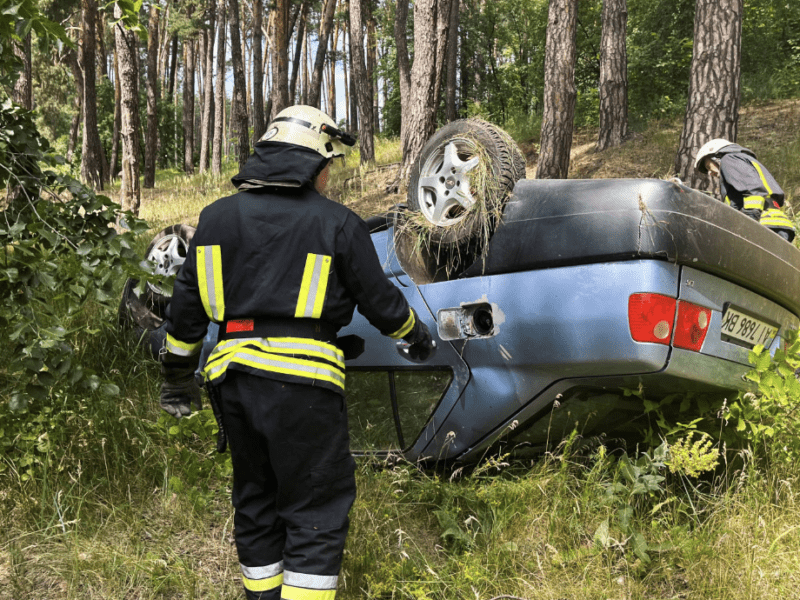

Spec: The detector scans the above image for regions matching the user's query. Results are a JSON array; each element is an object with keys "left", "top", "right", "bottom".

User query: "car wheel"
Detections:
[
  {"left": 118, "top": 224, "right": 195, "bottom": 358},
  {"left": 407, "top": 119, "right": 526, "bottom": 247},
  {"left": 142, "top": 224, "right": 195, "bottom": 308}
]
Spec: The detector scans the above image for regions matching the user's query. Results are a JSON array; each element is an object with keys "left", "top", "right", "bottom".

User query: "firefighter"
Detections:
[
  {"left": 695, "top": 138, "right": 795, "bottom": 241},
  {"left": 158, "top": 105, "right": 434, "bottom": 600}
]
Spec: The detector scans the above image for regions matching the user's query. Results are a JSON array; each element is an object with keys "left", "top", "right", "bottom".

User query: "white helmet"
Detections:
[
  {"left": 259, "top": 105, "right": 355, "bottom": 159},
  {"left": 694, "top": 138, "right": 733, "bottom": 174}
]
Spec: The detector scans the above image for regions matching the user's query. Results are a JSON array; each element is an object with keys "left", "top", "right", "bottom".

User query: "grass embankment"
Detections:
[{"left": 3, "top": 101, "right": 800, "bottom": 599}]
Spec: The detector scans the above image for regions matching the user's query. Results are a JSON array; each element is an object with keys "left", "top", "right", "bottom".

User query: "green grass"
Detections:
[{"left": 4, "top": 106, "right": 800, "bottom": 598}]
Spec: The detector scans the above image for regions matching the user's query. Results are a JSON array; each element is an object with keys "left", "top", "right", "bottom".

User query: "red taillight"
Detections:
[
  {"left": 673, "top": 301, "right": 711, "bottom": 351},
  {"left": 628, "top": 293, "right": 677, "bottom": 345}
]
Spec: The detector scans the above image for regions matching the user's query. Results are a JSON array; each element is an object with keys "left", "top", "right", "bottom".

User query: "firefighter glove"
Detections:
[
  {"left": 160, "top": 354, "right": 202, "bottom": 419},
  {"left": 403, "top": 312, "right": 435, "bottom": 362}
]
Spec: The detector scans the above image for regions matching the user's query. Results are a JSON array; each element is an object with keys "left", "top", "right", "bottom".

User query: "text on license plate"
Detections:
[{"left": 720, "top": 308, "right": 778, "bottom": 347}]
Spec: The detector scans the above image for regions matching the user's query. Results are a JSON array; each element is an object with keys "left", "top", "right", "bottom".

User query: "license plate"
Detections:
[{"left": 720, "top": 307, "right": 778, "bottom": 347}]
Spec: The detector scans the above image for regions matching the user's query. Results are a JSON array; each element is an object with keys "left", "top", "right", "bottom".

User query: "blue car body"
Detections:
[{"left": 180, "top": 178, "right": 800, "bottom": 463}]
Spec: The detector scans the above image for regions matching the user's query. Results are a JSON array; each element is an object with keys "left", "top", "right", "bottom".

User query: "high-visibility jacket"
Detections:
[
  {"left": 716, "top": 143, "right": 795, "bottom": 241},
  {"left": 163, "top": 142, "right": 416, "bottom": 395}
]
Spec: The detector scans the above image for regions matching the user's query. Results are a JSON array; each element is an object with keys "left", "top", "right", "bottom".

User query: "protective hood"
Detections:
[
  {"left": 231, "top": 141, "right": 329, "bottom": 190},
  {"left": 716, "top": 143, "right": 757, "bottom": 159}
]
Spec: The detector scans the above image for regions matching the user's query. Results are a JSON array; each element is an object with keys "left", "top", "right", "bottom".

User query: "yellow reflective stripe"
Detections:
[
  {"left": 209, "top": 337, "right": 345, "bottom": 368},
  {"left": 760, "top": 209, "right": 794, "bottom": 228},
  {"left": 389, "top": 310, "right": 415, "bottom": 339},
  {"left": 743, "top": 195, "right": 766, "bottom": 211},
  {"left": 752, "top": 161, "right": 774, "bottom": 196},
  {"left": 295, "top": 254, "right": 332, "bottom": 318},
  {"left": 724, "top": 196, "right": 731, "bottom": 206},
  {"left": 204, "top": 349, "right": 345, "bottom": 389},
  {"left": 281, "top": 585, "right": 336, "bottom": 600},
  {"left": 164, "top": 333, "right": 202, "bottom": 357},
  {"left": 197, "top": 245, "right": 225, "bottom": 322},
  {"left": 242, "top": 573, "right": 283, "bottom": 592}
]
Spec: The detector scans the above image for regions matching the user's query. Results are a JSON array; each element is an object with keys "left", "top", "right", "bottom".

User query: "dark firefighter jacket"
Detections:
[
  {"left": 715, "top": 143, "right": 795, "bottom": 240},
  {"left": 162, "top": 142, "right": 416, "bottom": 395}
]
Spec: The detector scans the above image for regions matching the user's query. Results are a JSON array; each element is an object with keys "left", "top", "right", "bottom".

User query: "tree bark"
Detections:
[
  {"left": 366, "top": 0, "right": 378, "bottom": 132},
  {"left": 252, "top": 0, "right": 265, "bottom": 142},
  {"left": 396, "top": 0, "right": 439, "bottom": 183},
  {"left": 65, "top": 48, "right": 84, "bottom": 164},
  {"left": 229, "top": 0, "right": 250, "bottom": 168},
  {"left": 290, "top": 1, "right": 309, "bottom": 104},
  {"left": 167, "top": 34, "right": 179, "bottom": 99},
  {"left": 12, "top": 32, "right": 32, "bottom": 109},
  {"left": 212, "top": 0, "right": 226, "bottom": 174},
  {"left": 445, "top": 0, "right": 460, "bottom": 122},
  {"left": 81, "top": 0, "right": 104, "bottom": 189},
  {"left": 200, "top": 2, "right": 217, "bottom": 172},
  {"left": 536, "top": 0, "right": 578, "bottom": 180},
  {"left": 110, "top": 44, "right": 121, "bottom": 180},
  {"left": 114, "top": 2, "right": 142, "bottom": 215},
  {"left": 327, "top": 21, "right": 339, "bottom": 122},
  {"left": 145, "top": 2, "right": 160, "bottom": 187},
  {"left": 674, "top": 0, "right": 742, "bottom": 189},
  {"left": 308, "top": 0, "right": 337, "bottom": 108},
  {"left": 349, "top": 0, "right": 373, "bottom": 163},
  {"left": 97, "top": 8, "right": 108, "bottom": 78},
  {"left": 183, "top": 35, "right": 196, "bottom": 174},
  {"left": 433, "top": 0, "right": 453, "bottom": 116},
  {"left": 270, "top": 0, "right": 290, "bottom": 118},
  {"left": 597, "top": 0, "right": 629, "bottom": 151}
]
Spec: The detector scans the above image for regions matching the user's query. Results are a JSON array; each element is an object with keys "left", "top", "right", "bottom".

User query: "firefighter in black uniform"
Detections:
[
  {"left": 158, "top": 105, "right": 434, "bottom": 600},
  {"left": 695, "top": 138, "right": 795, "bottom": 241}
]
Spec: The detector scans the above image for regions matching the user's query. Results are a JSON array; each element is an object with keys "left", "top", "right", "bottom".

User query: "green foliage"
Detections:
[
  {"left": 725, "top": 331, "right": 800, "bottom": 463},
  {"left": 160, "top": 409, "right": 232, "bottom": 508},
  {"left": 595, "top": 442, "right": 669, "bottom": 566},
  {"left": 0, "top": 99, "right": 151, "bottom": 479},
  {"left": 0, "top": 0, "right": 69, "bottom": 91},
  {"left": 667, "top": 430, "right": 720, "bottom": 477}
]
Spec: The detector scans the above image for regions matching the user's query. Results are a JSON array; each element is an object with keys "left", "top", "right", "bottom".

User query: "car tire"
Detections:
[
  {"left": 407, "top": 119, "right": 526, "bottom": 247},
  {"left": 142, "top": 224, "right": 196, "bottom": 309},
  {"left": 118, "top": 224, "right": 195, "bottom": 358}
]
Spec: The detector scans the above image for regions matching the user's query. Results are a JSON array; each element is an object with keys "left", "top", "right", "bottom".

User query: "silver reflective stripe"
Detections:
[
  {"left": 283, "top": 571, "right": 338, "bottom": 590},
  {"left": 296, "top": 254, "right": 331, "bottom": 319},
  {"left": 211, "top": 337, "right": 344, "bottom": 365},
  {"left": 241, "top": 561, "right": 284, "bottom": 580},
  {"left": 205, "top": 349, "right": 345, "bottom": 387}
]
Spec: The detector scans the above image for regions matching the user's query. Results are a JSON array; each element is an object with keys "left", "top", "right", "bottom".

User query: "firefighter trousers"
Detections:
[{"left": 217, "top": 371, "right": 357, "bottom": 600}]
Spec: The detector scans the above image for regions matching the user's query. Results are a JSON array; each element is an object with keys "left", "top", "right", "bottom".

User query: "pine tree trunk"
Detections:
[
  {"left": 536, "top": 0, "right": 578, "bottom": 180},
  {"left": 200, "top": 2, "right": 217, "bottom": 172},
  {"left": 397, "top": 0, "right": 438, "bottom": 183},
  {"left": 327, "top": 23, "right": 339, "bottom": 121},
  {"left": 81, "top": 0, "right": 104, "bottom": 189},
  {"left": 342, "top": 28, "right": 350, "bottom": 130},
  {"left": 433, "top": 0, "right": 453, "bottom": 114},
  {"left": 114, "top": 2, "right": 141, "bottom": 216},
  {"left": 349, "top": 0, "right": 374, "bottom": 163},
  {"left": 183, "top": 36, "right": 196, "bottom": 174},
  {"left": 674, "top": 0, "right": 742, "bottom": 189},
  {"left": 145, "top": 3, "right": 160, "bottom": 187},
  {"left": 597, "top": 0, "right": 629, "bottom": 151},
  {"left": 445, "top": 0, "right": 460, "bottom": 122},
  {"left": 252, "top": 0, "right": 265, "bottom": 142},
  {"left": 290, "top": 2, "right": 309, "bottom": 104},
  {"left": 271, "top": 0, "right": 290, "bottom": 117},
  {"left": 65, "top": 48, "right": 84, "bottom": 164},
  {"left": 366, "top": 0, "right": 378, "bottom": 132},
  {"left": 110, "top": 45, "right": 121, "bottom": 180},
  {"left": 212, "top": 0, "right": 227, "bottom": 174},
  {"left": 308, "top": 0, "right": 338, "bottom": 108},
  {"left": 97, "top": 9, "right": 108, "bottom": 78},
  {"left": 229, "top": 0, "right": 250, "bottom": 168},
  {"left": 167, "top": 35, "right": 178, "bottom": 99},
  {"left": 12, "top": 32, "right": 32, "bottom": 109},
  {"left": 394, "top": 0, "right": 411, "bottom": 145}
]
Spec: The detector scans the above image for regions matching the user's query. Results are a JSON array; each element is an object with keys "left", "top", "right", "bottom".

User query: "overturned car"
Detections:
[{"left": 120, "top": 120, "right": 800, "bottom": 464}]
